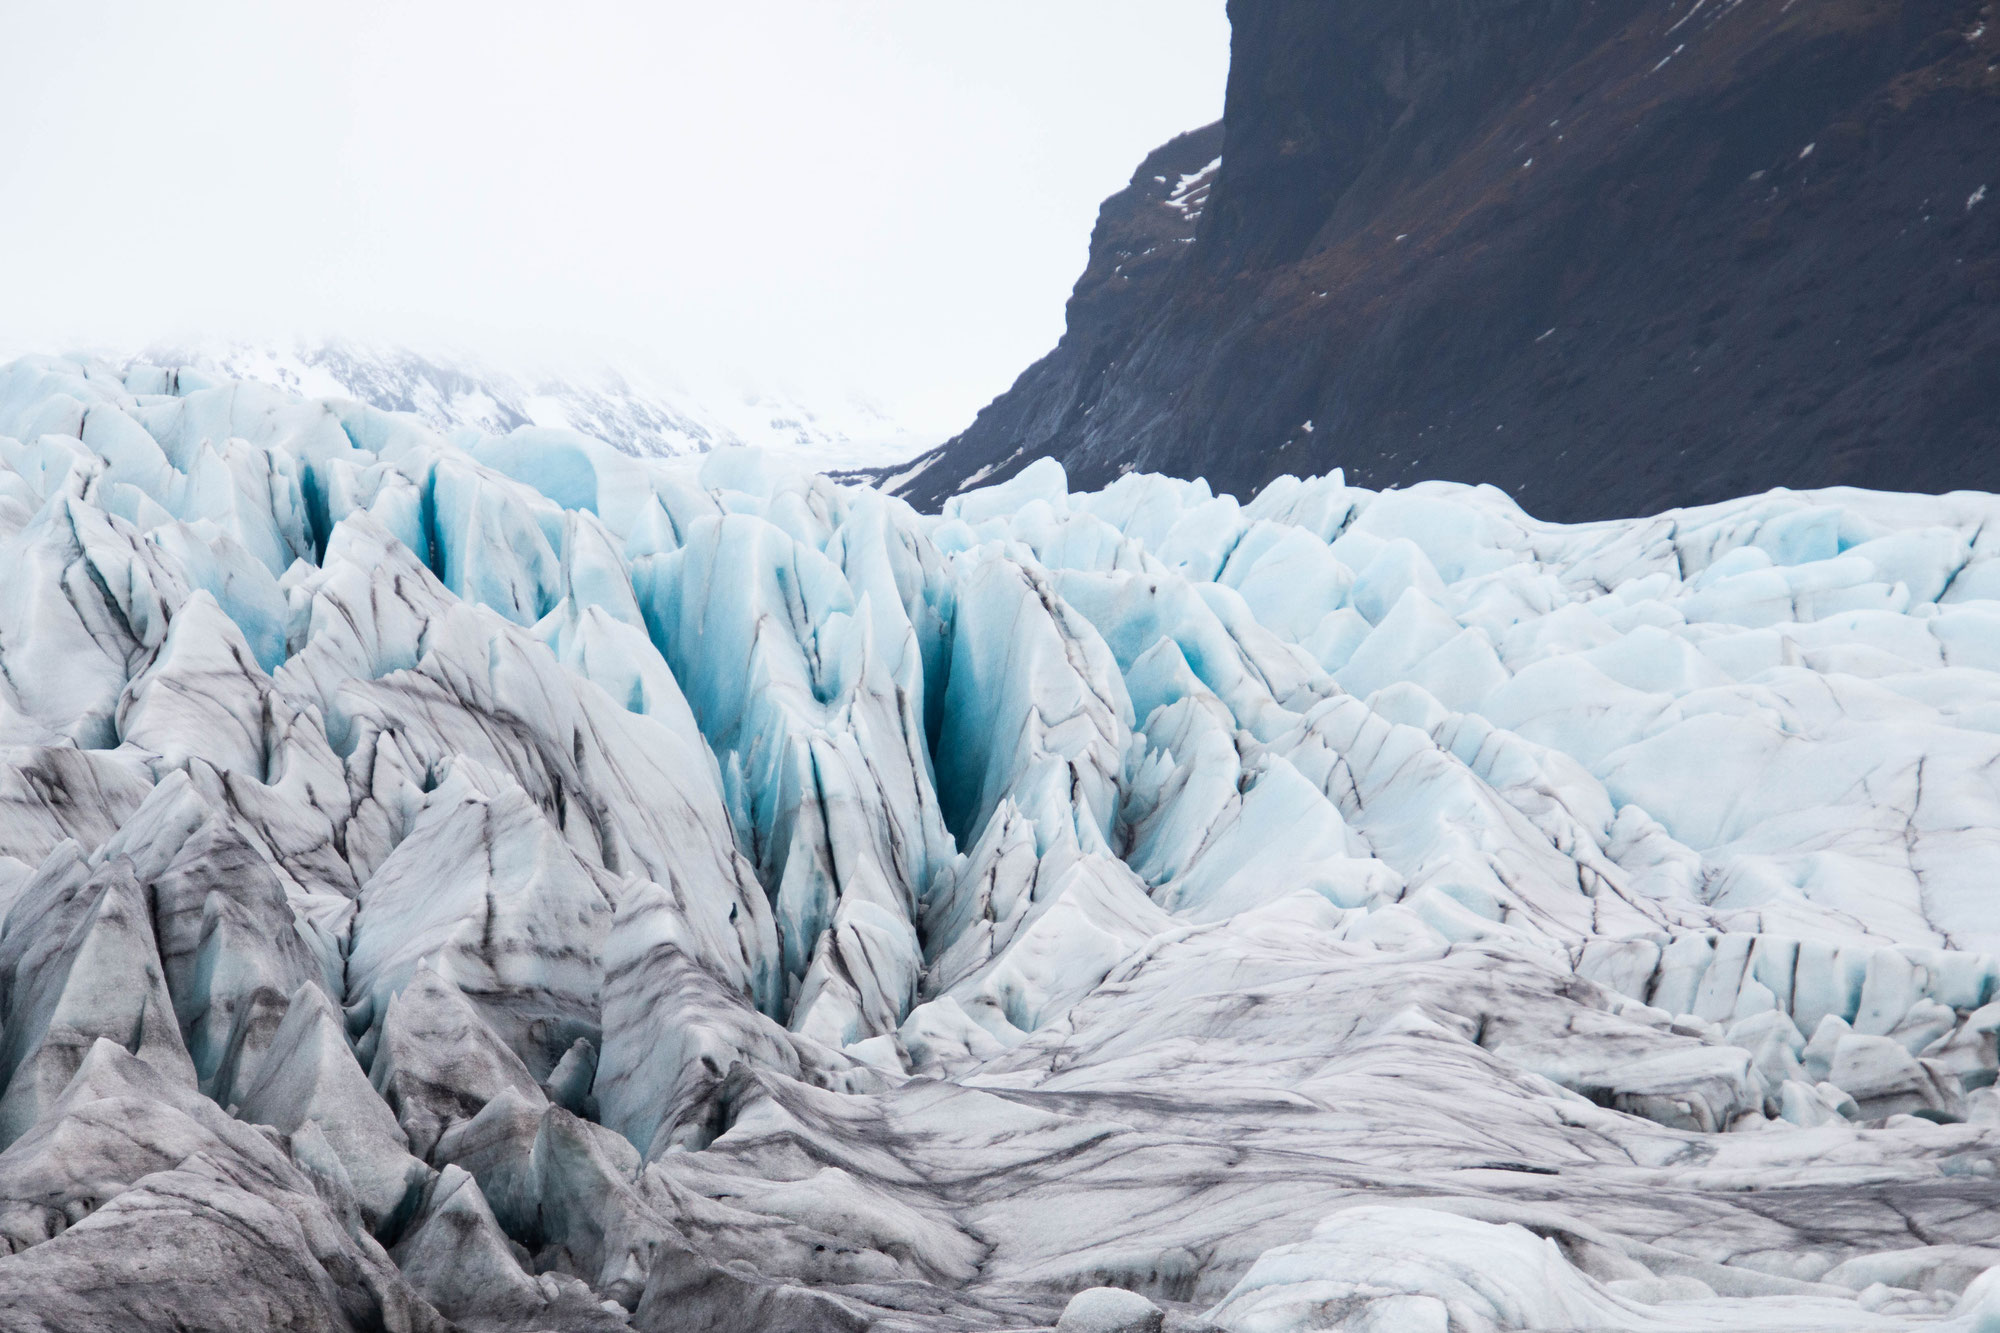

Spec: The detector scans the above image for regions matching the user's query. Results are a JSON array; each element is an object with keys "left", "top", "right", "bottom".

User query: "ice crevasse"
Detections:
[{"left": 3, "top": 353, "right": 2000, "bottom": 1330}]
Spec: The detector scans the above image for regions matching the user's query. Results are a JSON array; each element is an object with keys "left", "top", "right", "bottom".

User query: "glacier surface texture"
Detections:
[{"left": 3, "top": 354, "right": 2000, "bottom": 1331}]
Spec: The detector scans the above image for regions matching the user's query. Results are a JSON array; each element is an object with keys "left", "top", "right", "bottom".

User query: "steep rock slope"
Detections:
[
  {"left": 894, "top": 0, "right": 2000, "bottom": 520},
  {"left": 7, "top": 354, "right": 2000, "bottom": 1327}
]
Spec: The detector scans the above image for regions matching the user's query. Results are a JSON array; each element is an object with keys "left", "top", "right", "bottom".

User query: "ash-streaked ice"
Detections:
[{"left": 1, "top": 354, "right": 2000, "bottom": 1330}]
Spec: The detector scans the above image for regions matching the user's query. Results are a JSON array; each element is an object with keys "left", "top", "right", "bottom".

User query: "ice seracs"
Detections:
[{"left": 1, "top": 351, "right": 2000, "bottom": 1328}]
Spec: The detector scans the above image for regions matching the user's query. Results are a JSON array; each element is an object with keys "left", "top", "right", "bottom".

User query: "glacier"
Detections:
[
  {"left": 125, "top": 339, "right": 931, "bottom": 474},
  {"left": 1, "top": 352, "right": 1999, "bottom": 1330}
]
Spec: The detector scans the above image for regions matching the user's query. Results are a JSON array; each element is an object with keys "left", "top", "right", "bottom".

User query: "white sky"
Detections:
[{"left": 0, "top": 2, "right": 1228, "bottom": 437}]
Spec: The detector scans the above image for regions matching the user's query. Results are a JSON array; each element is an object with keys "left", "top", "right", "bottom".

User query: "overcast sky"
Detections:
[{"left": 0, "top": 2, "right": 1228, "bottom": 436}]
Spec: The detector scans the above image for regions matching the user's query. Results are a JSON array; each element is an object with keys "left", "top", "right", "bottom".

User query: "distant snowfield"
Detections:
[
  {"left": 131, "top": 338, "right": 936, "bottom": 477},
  {"left": 3, "top": 352, "right": 2000, "bottom": 1329}
]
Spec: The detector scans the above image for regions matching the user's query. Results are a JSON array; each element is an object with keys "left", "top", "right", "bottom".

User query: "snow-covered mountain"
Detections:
[
  {"left": 5, "top": 352, "right": 2000, "bottom": 1330},
  {"left": 142, "top": 338, "right": 930, "bottom": 474}
]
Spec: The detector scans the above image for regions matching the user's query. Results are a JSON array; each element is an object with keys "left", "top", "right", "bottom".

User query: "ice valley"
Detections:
[{"left": 4, "top": 354, "right": 2000, "bottom": 1330}]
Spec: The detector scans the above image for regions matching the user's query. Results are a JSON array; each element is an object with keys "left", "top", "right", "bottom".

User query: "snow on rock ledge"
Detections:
[{"left": 0, "top": 353, "right": 1997, "bottom": 1328}]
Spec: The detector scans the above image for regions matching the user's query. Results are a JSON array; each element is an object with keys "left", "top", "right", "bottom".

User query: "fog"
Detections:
[{"left": 0, "top": 1, "right": 1228, "bottom": 436}]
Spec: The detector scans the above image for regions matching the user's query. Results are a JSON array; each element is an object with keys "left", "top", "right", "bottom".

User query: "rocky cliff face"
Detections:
[{"left": 894, "top": 0, "right": 2000, "bottom": 520}]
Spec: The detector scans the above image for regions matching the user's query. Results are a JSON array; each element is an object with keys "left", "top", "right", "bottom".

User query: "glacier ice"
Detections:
[{"left": 1, "top": 352, "right": 2000, "bottom": 1327}]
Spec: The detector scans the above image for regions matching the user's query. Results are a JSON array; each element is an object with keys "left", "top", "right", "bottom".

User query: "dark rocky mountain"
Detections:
[{"left": 891, "top": 0, "right": 2000, "bottom": 521}]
